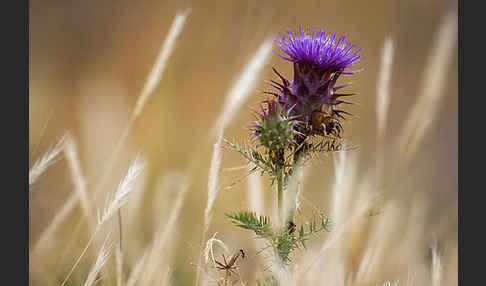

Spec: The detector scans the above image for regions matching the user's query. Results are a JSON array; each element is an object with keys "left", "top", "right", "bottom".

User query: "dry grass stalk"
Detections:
[
  {"left": 247, "top": 171, "right": 264, "bottom": 216},
  {"left": 31, "top": 108, "right": 54, "bottom": 156},
  {"left": 331, "top": 150, "right": 357, "bottom": 225},
  {"left": 32, "top": 12, "right": 191, "bottom": 277},
  {"left": 382, "top": 281, "right": 399, "bottom": 286},
  {"left": 211, "top": 39, "right": 273, "bottom": 135},
  {"left": 207, "top": 36, "right": 273, "bottom": 249},
  {"left": 354, "top": 201, "right": 403, "bottom": 281},
  {"left": 269, "top": 260, "right": 296, "bottom": 286},
  {"left": 296, "top": 153, "right": 373, "bottom": 280},
  {"left": 64, "top": 133, "right": 94, "bottom": 229},
  {"left": 138, "top": 175, "right": 190, "bottom": 286},
  {"left": 397, "top": 11, "right": 457, "bottom": 166},
  {"left": 431, "top": 242, "right": 442, "bottom": 286},
  {"left": 196, "top": 132, "right": 224, "bottom": 286},
  {"left": 98, "top": 155, "right": 145, "bottom": 225},
  {"left": 126, "top": 248, "right": 149, "bottom": 286},
  {"left": 134, "top": 9, "right": 190, "bottom": 116},
  {"left": 159, "top": 266, "right": 173, "bottom": 286},
  {"left": 29, "top": 133, "right": 66, "bottom": 187},
  {"left": 58, "top": 222, "right": 99, "bottom": 285},
  {"left": 31, "top": 135, "right": 91, "bottom": 264},
  {"left": 61, "top": 156, "right": 145, "bottom": 286},
  {"left": 375, "top": 38, "right": 394, "bottom": 183},
  {"left": 294, "top": 165, "right": 310, "bottom": 213},
  {"left": 31, "top": 191, "right": 79, "bottom": 255},
  {"left": 204, "top": 131, "right": 224, "bottom": 234},
  {"left": 198, "top": 39, "right": 273, "bottom": 285},
  {"left": 376, "top": 37, "right": 394, "bottom": 138},
  {"left": 246, "top": 170, "right": 269, "bottom": 263},
  {"left": 92, "top": 9, "right": 190, "bottom": 210},
  {"left": 195, "top": 131, "right": 224, "bottom": 286},
  {"left": 83, "top": 233, "right": 113, "bottom": 286},
  {"left": 115, "top": 244, "right": 124, "bottom": 286},
  {"left": 282, "top": 160, "right": 302, "bottom": 226}
]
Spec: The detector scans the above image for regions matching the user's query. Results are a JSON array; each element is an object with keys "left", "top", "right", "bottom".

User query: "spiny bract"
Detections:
[{"left": 250, "top": 100, "right": 302, "bottom": 151}]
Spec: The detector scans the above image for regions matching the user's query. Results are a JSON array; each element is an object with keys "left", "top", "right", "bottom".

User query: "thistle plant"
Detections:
[{"left": 225, "top": 27, "right": 363, "bottom": 266}]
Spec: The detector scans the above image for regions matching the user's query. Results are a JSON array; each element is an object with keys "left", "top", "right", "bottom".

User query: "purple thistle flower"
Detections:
[
  {"left": 269, "top": 27, "right": 363, "bottom": 139},
  {"left": 274, "top": 27, "right": 363, "bottom": 71}
]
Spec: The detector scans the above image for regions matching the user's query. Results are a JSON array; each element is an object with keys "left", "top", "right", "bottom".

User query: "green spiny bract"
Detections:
[{"left": 250, "top": 100, "right": 303, "bottom": 152}]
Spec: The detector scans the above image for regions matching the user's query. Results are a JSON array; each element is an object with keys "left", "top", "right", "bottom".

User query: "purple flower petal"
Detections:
[{"left": 274, "top": 28, "right": 362, "bottom": 71}]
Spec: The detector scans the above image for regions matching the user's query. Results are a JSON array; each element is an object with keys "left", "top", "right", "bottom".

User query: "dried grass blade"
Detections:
[
  {"left": 397, "top": 12, "right": 457, "bottom": 166},
  {"left": 211, "top": 39, "right": 273, "bottom": 135},
  {"left": 29, "top": 133, "right": 66, "bottom": 187},
  {"left": 64, "top": 133, "right": 94, "bottom": 228},
  {"left": 83, "top": 234, "right": 113, "bottom": 286}
]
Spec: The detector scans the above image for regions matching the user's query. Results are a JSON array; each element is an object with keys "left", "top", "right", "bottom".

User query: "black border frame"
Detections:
[{"left": 4, "top": 0, "right": 29, "bottom": 283}]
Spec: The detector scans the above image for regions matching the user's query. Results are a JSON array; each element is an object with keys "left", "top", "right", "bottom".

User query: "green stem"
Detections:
[
  {"left": 277, "top": 167, "right": 284, "bottom": 225},
  {"left": 286, "top": 165, "right": 299, "bottom": 224},
  {"left": 286, "top": 139, "right": 305, "bottom": 224}
]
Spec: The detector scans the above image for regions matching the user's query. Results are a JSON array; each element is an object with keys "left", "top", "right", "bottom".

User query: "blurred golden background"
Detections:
[{"left": 29, "top": 0, "right": 458, "bottom": 285}]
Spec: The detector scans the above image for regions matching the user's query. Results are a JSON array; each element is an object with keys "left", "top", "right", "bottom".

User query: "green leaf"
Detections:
[{"left": 225, "top": 211, "right": 274, "bottom": 239}]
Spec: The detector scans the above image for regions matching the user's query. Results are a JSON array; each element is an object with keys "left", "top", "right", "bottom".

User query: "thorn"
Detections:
[
  {"left": 270, "top": 80, "right": 285, "bottom": 89},
  {"left": 272, "top": 67, "right": 290, "bottom": 86},
  {"left": 263, "top": 91, "right": 280, "bottom": 97},
  {"left": 333, "top": 93, "right": 355, "bottom": 98},
  {"left": 333, "top": 83, "right": 350, "bottom": 91},
  {"left": 266, "top": 81, "right": 283, "bottom": 91},
  {"left": 333, "top": 109, "right": 353, "bottom": 116},
  {"left": 332, "top": 100, "right": 353, "bottom": 105}
]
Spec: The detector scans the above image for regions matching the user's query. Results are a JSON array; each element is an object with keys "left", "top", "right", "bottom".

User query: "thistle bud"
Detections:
[{"left": 250, "top": 100, "right": 301, "bottom": 151}]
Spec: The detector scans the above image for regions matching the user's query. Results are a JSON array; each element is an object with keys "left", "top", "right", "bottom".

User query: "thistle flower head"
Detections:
[
  {"left": 250, "top": 100, "right": 301, "bottom": 150},
  {"left": 274, "top": 27, "right": 362, "bottom": 71},
  {"left": 268, "top": 27, "right": 363, "bottom": 138}
]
